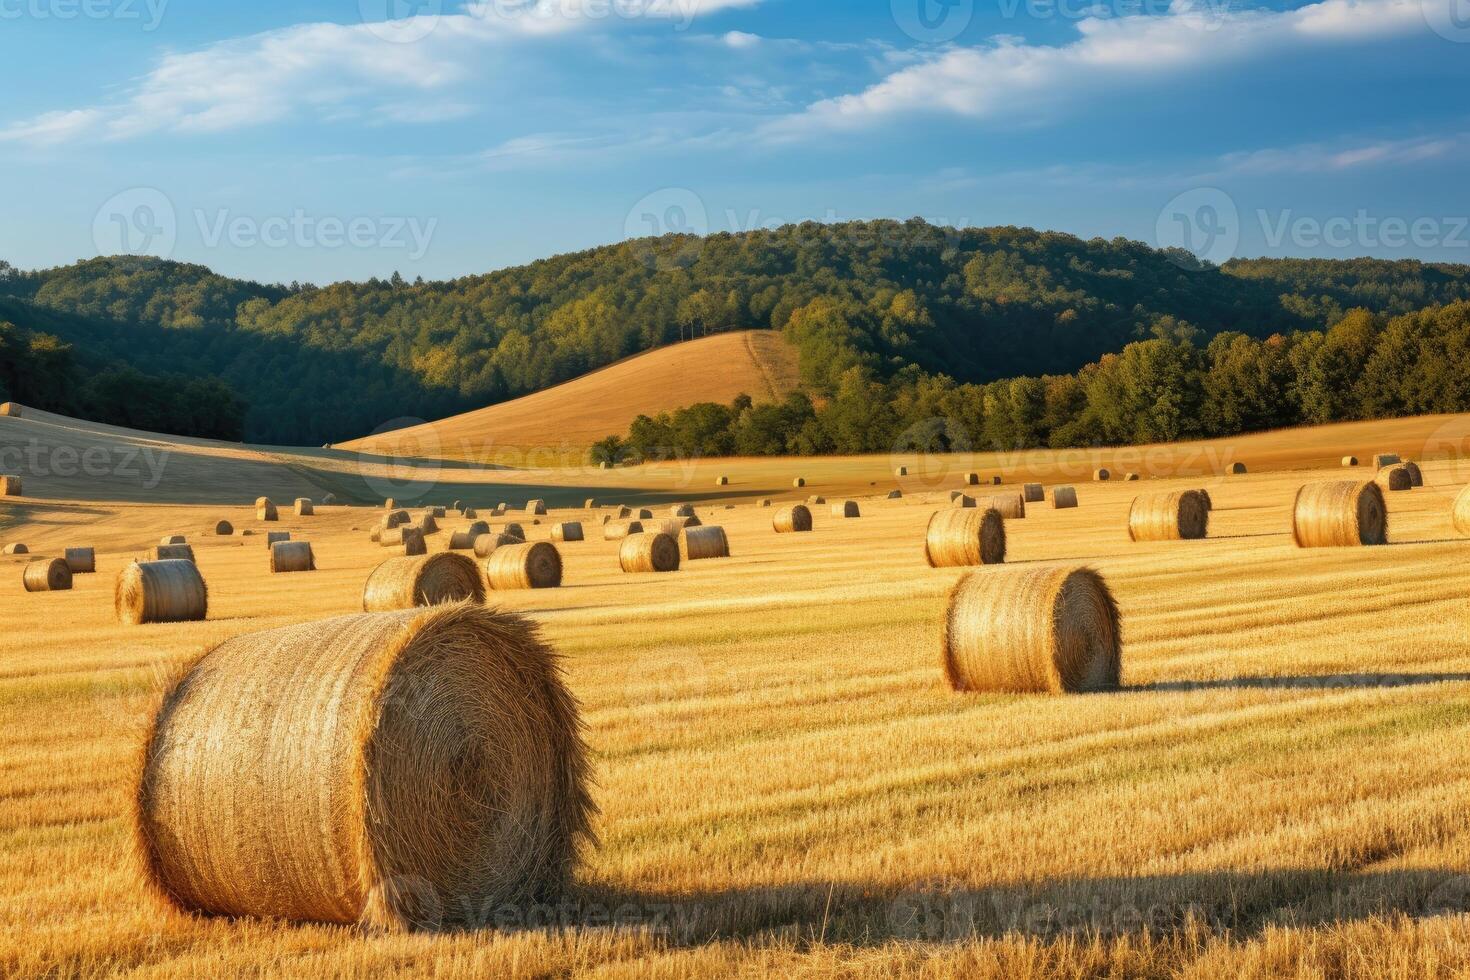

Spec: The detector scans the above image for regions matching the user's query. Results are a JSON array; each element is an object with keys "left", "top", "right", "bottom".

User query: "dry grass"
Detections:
[{"left": 3, "top": 413, "right": 1470, "bottom": 977}]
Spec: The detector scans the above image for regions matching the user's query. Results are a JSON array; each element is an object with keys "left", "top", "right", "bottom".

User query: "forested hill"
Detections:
[{"left": 3, "top": 222, "right": 1469, "bottom": 444}]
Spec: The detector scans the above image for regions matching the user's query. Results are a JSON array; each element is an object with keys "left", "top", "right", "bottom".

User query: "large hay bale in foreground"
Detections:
[
  {"left": 0, "top": 475, "right": 21, "bottom": 497},
  {"left": 1454, "top": 486, "right": 1470, "bottom": 536},
  {"left": 1373, "top": 453, "right": 1400, "bottom": 469},
  {"left": 23, "top": 558, "right": 72, "bottom": 593},
  {"left": 1402, "top": 461, "right": 1424, "bottom": 487},
  {"left": 293, "top": 498, "right": 314, "bottom": 517},
  {"left": 1292, "top": 481, "right": 1387, "bottom": 548},
  {"left": 1022, "top": 483, "right": 1044, "bottom": 503},
  {"left": 474, "top": 532, "right": 524, "bottom": 558},
  {"left": 550, "top": 522, "right": 584, "bottom": 543},
  {"left": 925, "top": 508, "right": 1006, "bottom": 569},
  {"left": 255, "top": 498, "right": 278, "bottom": 522},
  {"left": 362, "top": 553, "right": 484, "bottom": 612},
  {"left": 1052, "top": 486, "right": 1078, "bottom": 509},
  {"left": 65, "top": 547, "right": 96, "bottom": 574},
  {"left": 1375, "top": 465, "right": 1412, "bottom": 492},
  {"left": 831, "top": 500, "right": 860, "bottom": 519},
  {"left": 116, "top": 560, "right": 208, "bottom": 625},
  {"left": 773, "top": 505, "right": 812, "bottom": 533},
  {"left": 270, "top": 541, "right": 315, "bottom": 573},
  {"left": 942, "top": 565, "right": 1121, "bottom": 694},
  {"left": 134, "top": 604, "right": 593, "bottom": 930},
  {"left": 213, "top": 521, "right": 233, "bottom": 536},
  {"left": 1127, "top": 490, "right": 1209, "bottom": 542},
  {"left": 151, "top": 544, "right": 196, "bottom": 563},
  {"left": 681, "top": 526, "right": 730, "bottom": 561},
  {"left": 485, "top": 541, "right": 563, "bottom": 590},
  {"left": 603, "top": 520, "right": 643, "bottom": 541},
  {"left": 619, "top": 532, "right": 680, "bottom": 573}
]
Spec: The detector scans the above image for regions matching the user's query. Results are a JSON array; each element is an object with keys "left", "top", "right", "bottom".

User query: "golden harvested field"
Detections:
[
  {"left": 3, "top": 410, "right": 1470, "bottom": 977},
  {"left": 339, "top": 330, "right": 803, "bottom": 463}
]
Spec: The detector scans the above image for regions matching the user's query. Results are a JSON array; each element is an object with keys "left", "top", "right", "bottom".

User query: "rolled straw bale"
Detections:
[
  {"left": 806, "top": 495, "right": 827, "bottom": 505},
  {"left": 384, "top": 498, "right": 396, "bottom": 509},
  {"left": 604, "top": 521, "right": 643, "bottom": 541},
  {"left": 402, "top": 530, "right": 427, "bottom": 557},
  {"left": 1127, "top": 490, "right": 1209, "bottom": 542},
  {"left": 237, "top": 529, "right": 255, "bottom": 537},
  {"left": 964, "top": 473, "right": 980, "bottom": 486},
  {"left": 619, "top": 532, "right": 680, "bottom": 573},
  {"left": 681, "top": 526, "right": 730, "bottom": 561},
  {"left": 385, "top": 510, "right": 410, "bottom": 529},
  {"left": 485, "top": 541, "right": 563, "bottom": 590},
  {"left": 678, "top": 513, "right": 702, "bottom": 528},
  {"left": 981, "top": 493, "right": 1026, "bottom": 520},
  {"left": 990, "top": 476, "right": 1002, "bottom": 486},
  {"left": 948, "top": 490, "right": 965, "bottom": 502},
  {"left": 942, "top": 565, "right": 1121, "bottom": 694},
  {"left": 1292, "top": 481, "right": 1387, "bottom": 548},
  {"left": 952, "top": 494, "right": 976, "bottom": 509},
  {"left": 831, "top": 500, "right": 860, "bottom": 519},
  {"left": 1228, "top": 462, "right": 1248, "bottom": 475},
  {"left": 160, "top": 535, "right": 187, "bottom": 546},
  {"left": 65, "top": 547, "right": 96, "bottom": 574},
  {"left": 1022, "top": 483, "right": 1044, "bottom": 503},
  {"left": 23, "top": 558, "right": 72, "bottom": 593},
  {"left": 925, "top": 508, "right": 1006, "bottom": 568},
  {"left": 499, "top": 523, "right": 526, "bottom": 540},
  {"left": 362, "top": 553, "right": 484, "bottom": 612},
  {"left": 493, "top": 504, "right": 507, "bottom": 516},
  {"left": 323, "top": 494, "right": 337, "bottom": 505},
  {"left": 550, "top": 522, "right": 584, "bottom": 543},
  {"left": 213, "top": 521, "right": 233, "bottom": 536},
  {"left": 462, "top": 508, "right": 478, "bottom": 519},
  {"left": 0, "top": 402, "right": 20, "bottom": 417},
  {"left": 615, "top": 506, "right": 632, "bottom": 519},
  {"left": 1094, "top": 468, "right": 1111, "bottom": 481},
  {"left": 270, "top": 541, "right": 315, "bottom": 574},
  {"left": 1454, "top": 485, "right": 1470, "bottom": 536},
  {"left": 449, "top": 522, "right": 491, "bottom": 551},
  {"left": 1124, "top": 473, "right": 1140, "bottom": 482},
  {"left": 2, "top": 543, "right": 28, "bottom": 555},
  {"left": 671, "top": 504, "right": 695, "bottom": 519},
  {"left": 1375, "top": 465, "right": 1412, "bottom": 492},
  {"left": 793, "top": 477, "right": 806, "bottom": 488},
  {"left": 474, "top": 532, "right": 524, "bottom": 558},
  {"left": 1373, "top": 453, "right": 1401, "bottom": 469},
  {"left": 583, "top": 499, "right": 597, "bottom": 509},
  {"left": 895, "top": 466, "right": 909, "bottom": 477},
  {"left": 116, "top": 560, "right": 207, "bottom": 624},
  {"left": 294, "top": 498, "right": 314, "bottom": 517},
  {"left": 641, "top": 519, "right": 684, "bottom": 539},
  {"left": 416, "top": 514, "right": 440, "bottom": 535},
  {"left": 370, "top": 525, "right": 384, "bottom": 543},
  {"left": 134, "top": 603, "right": 593, "bottom": 929},
  {"left": 256, "top": 498, "right": 278, "bottom": 522},
  {"left": 773, "top": 505, "right": 812, "bottom": 533},
  {"left": 758, "top": 499, "right": 772, "bottom": 507},
  {"left": 1403, "top": 461, "right": 1424, "bottom": 487},
  {"left": 1047, "top": 488, "right": 1076, "bottom": 512},
  {"left": 525, "top": 500, "right": 547, "bottom": 516},
  {"left": 151, "top": 544, "right": 195, "bottom": 562},
  {"left": 265, "top": 531, "right": 291, "bottom": 547},
  {"left": 1196, "top": 489, "right": 1214, "bottom": 512},
  {"left": 889, "top": 490, "right": 903, "bottom": 499},
  {"left": 0, "top": 475, "right": 21, "bottom": 497},
  {"left": 635, "top": 508, "right": 654, "bottom": 520},
  {"left": 716, "top": 476, "right": 730, "bottom": 486},
  {"left": 451, "top": 500, "right": 461, "bottom": 511},
  {"left": 1342, "top": 456, "right": 1359, "bottom": 467},
  {"left": 428, "top": 507, "right": 447, "bottom": 519},
  {"left": 379, "top": 525, "right": 421, "bottom": 549}
]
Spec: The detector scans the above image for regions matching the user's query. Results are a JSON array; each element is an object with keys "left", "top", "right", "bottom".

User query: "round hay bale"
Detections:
[
  {"left": 378, "top": 526, "right": 421, "bottom": 549},
  {"left": 952, "top": 494, "right": 976, "bottom": 509},
  {"left": 270, "top": 541, "right": 315, "bottom": 574},
  {"left": 160, "top": 535, "right": 187, "bottom": 546},
  {"left": 462, "top": 507, "right": 478, "bottom": 519},
  {"left": 152, "top": 544, "right": 196, "bottom": 563},
  {"left": 1402, "top": 461, "right": 1424, "bottom": 487},
  {"left": 23, "top": 558, "right": 72, "bottom": 593},
  {"left": 323, "top": 493, "right": 337, "bottom": 505},
  {"left": 474, "top": 532, "right": 525, "bottom": 558},
  {"left": 925, "top": 508, "right": 1006, "bottom": 568},
  {"left": 417, "top": 514, "right": 440, "bottom": 535},
  {"left": 1372, "top": 453, "right": 1400, "bottom": 469},
  {"left": 614, "top": 506, "right": 632, "bottom": 519},
  {"left": 681, "top": 526, "right": 730, "bottom": 561},
  {"left": 427, "top": 506, "right": 447, "bottom": 519},
  {"left": 2, "top": 543, "right": 28, "bottom": 555},
  {"left": 1022, "top": 483, "right": 1044, "bottom": 503},
  {"left": 294, "top": 498, "right": 315, "bottom": 517},
  {"left": 758, "top": 499, "right": 772, "bottom": 508},
  {"left": 213, "top": 521, "right": 233, "bottom": 536},
  {"left": 1453, "top": 485, "right": 1470, "bottom": 536},
  {"left": 256, "top": 498, "right": 278, "bottom": 522},
  {"left": 449, "top": 522, "right": 491, "bottom": 551},
  {"left": 451, "top": 500, "right": 462, "bottom": 511},
  {"left": 499, "top": 522, "right": 526, "bottom": 540},
  {"left": 619, "top": 532, "right": 680, "bottom": 573},
  {"left": 551, "top": 522, "right": 584, "bottom": 543},
  {"left": 635, "top": 508, "right": 654, "bottom": 520},
  {"left": 603, "top": 520, "right": 643, "bottom": 541},
  {"left": 671, "top": 504, "right": 695, "bottom": 519},
  {"left": 485, "top": 541, "right": 563, "bottom": 590},
  {"left": 116, "top": 560, "right": 208, "bottom": 624},
  {"left": 963, "top": 472, "right": 980, "bottom": 486},
  {"left": 1052, "top": 486, "right": 1078, "bottom": 509},
  {"left": 1375, "top": 465, "right": 1412, "bottom": 492},
  {"left": 0, "top": 475, "right": 23, "bottom": 497},
  {"left": 237, "top": 529, "right": 255, "bottom": 537},
  {"left": 895, "top": 466, "right": 908, "bottom": 477},
  {"left": 641, "top": 518, "right": 683, "bottom": 539},
  {"left": 982, "top": 494, "right": 1026, "bottom": 520},
  {"left": 1127, "top": 490, "right": 1209, "bottom": 542},
  {"left": 583, "top": 499, "right": 597, "bottom": 509},
  {"left": 773, "top": 505, "right": 813, "bottom": 533},
  {"left": 1342, "top": 456, "right": 1358, "bottom": 467},
  {"left": 134, "top": 603, "right": 593, "bottom": 930},
  {"left": 888, "top": 490, "right": 903, "bottom": 499},
  {"left": 384, "top": 498, "right": 396, "bottom": 510},
  {"left": 678, "top": 513, "right": 702, "bottom": 528},
  {"left": 1093, "top": 468, "right": 1110, "bottom": 482},
  {"left": 385, "top": 510, "right": 411, "bottom": 529},
  {"left": 1228, "top": 462, "right": 1247, "bottom": 475},
  {"left": 793, "top": 477, "right": 806, "bottom": 488},
  {"left": 265, "top": 531, "right": 291, "bottom": 548},
  {"left": 1292, "top": 481, "right": 1387, "bottom": 548},
  {"left": 1196, "top": 489, "right": 1214, "bottom": 512},
  {"left": 831, "top": 500, "right": 860, "bottom": 519},
  {"left": 362, "top": 553, "right": 484, "bottom": 612},
  {"left": 942, "top": 565, "right": 1121, "bottom": 694},
  {"left": 402, "top": 529, "right": 427, "bottom": 557},
  {"left": 1124, "top": 473, "right": 1141, "bottom": 482},
  {"left": 0, "top": 402, "right": 20, "bottom": 417},
  {"left": 65, "top": 547, "right": 96, "bottom": 574},
  {"left": 525, "top": 500, "right": 547, "bottom": 516},
  {"left": 806, "top": 495, "right": 827, "bottom": 506},
  {"left": 716, "top": 476, "right": 730, "bottom": 486}
]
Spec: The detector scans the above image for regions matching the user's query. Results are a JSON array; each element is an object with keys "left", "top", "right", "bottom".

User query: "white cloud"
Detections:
[{"left": 1217, "top": 134, "right": 1462, "bottom": 175}]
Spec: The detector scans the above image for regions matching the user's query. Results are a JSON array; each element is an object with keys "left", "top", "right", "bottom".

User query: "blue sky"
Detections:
[{"left": 1, "top": 0, "right": 1467, "bottom": 284}]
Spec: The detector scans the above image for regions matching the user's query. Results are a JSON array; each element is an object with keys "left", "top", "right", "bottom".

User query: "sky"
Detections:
[{"left": 1, "top": 0, "right": 1468, "bottom": 284}]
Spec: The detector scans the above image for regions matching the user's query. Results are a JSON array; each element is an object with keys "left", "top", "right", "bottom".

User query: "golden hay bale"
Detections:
[
  {"left": 1022, "top": 483, "right": 1044, "bottom": 503},
  {"left": 323, "top": 494, "right": 337, "bottom": 505},
  {"left": 1196, "top": 489, "right": 1214, "bottom": 512},
  {"left": 942, "top": 565, "right": 1121, "bottom": 694},
  {"left": 377, "top": 526, "right": 425, "bottom": 552},
  {"left": 362, "top": 553, "right": 485, "bottom": 612},
  {"left": 236, "top": 529, "right": 255, "bottom": 537},
  {"left": 895, "top": 466, "right": 909, "bottom": 477},
  {"left": 0, "top": 475, "right": 22, "bottom": 497},
  {"left": 493, "top": 504, "right": 508, "bottom": 516},
  {"left": 1375, "top": 465, "right": 1412, "bottom": 492},
  {"left": 773, "top": 505, "right": 813, "bottom": 533},
  {"left": 385, "top": 510, "right": 410, "bottom": 529},
  {"left": 449, "top": 522, "right": 491, "bottom": 551},
  {"left": 831, "top": 500, "right": 860, "bottom": 519},
  {"left": 500, "top": 522, "right": 526, "bottom": 540},
  {"left": 65, "top": 547, "right": 96, "bottom": 574},
  {"left": 888, "top": 490, "right": 903, "bottom": 499},
  {"left": 2, "top": 543, "right": 28, "bottom": 555},
  {"left": 551, "top": 522, "right": 584, "bottom": 543},
  {"left": 485, "top": 541, "right": 563, "bottom": 590},
  {"left": 1454, "top": 486, "right": 1470, "bottom": 536},
  {"left": 635, "top": 508, "right": 654, "bottom": 520},
  {"left": 619, "top": 532, "right": 680, "bottom": 573},
  {"left": 614, "top": 505, "right": 631, "bottom": 519},
  {"left": 1342, "top": 456, "right": 1358, "bottom": 467},
  {"left": 116, "top": 560, "right": 208, "bottom": 625},
  {"left": 134, "top": 603, "right": 593, "bottom": 930},
  {"left": 1292, "top": 481, "right": 1387, "bottom": 548},
  {"left": 1094, "top": 468, "right": 1110, "bottom": 482},
  {"left": 1228, "top": 462, "right": 1247, "bottom": 475},
  {"left": 641, "top": 518, "right": 683, "bottom": 538},
  {"left": 1127, "top": 490, "right": 1209, "bottom": 542},
  {"left": 0, "top": 402, "right": 20, "bottom": 417},
  {"left": 961, "top": 472, "right": 979, "bottom": 486},
  {"left": 1124, "top": 473, "right": 1141, "bottom": 482},
  {"left": 213, "top": 521, "right": 233, "bottom": 536},
  {"left": 925, "top": 508, "right": 1006, "bottom": 569},
  {"left": 793, "top": 477, "right": 806, "bottom": 488},
  {"left": 428, "top": 506, "right": 447, "bottom": 519},
  {"left": 1052, "top": 486, "right": 1078, "bottom": 509},
  {"left": 990, "top": 476, "right": 1002, "bottom": 486},
  {"left": 151, "top": 544, "right": 196, "bottom": 562},
  {"left": 681, "top": 526, "right": 730, "bottom": 561},
  {"left": 525, "top": 500, "right": 547, "bottom": 516},
  {"left": 23, "top": 558, "right": 72, "bottom": 593},
  {"left": 403, "top": 531, "right": 427, "bottom": 557},
  {"left": 384, "top": 498, "right": 396, "bottom": 509},
  {"left": 452, "top": 500, "right": 462, "bottom": 511},
  {"left": 952, "top": 494, "right": 976, "bottom": 509},
  {"left": 806, "top": 495, "right": 827, "bottom": 505},
  {"left": 603, "top": 520, "right": 643, "bottom": 541},
  {"left": 671, "top": 504, "right": 695, "bottom": 518},
  {"left": 265, "top": 531, "right": 291, "bottom": 547},
  {"left": 716, "top": 476, "right": 730, "bottom": 486},
  {"left": 1373, "top": 453, "right": 1401, "bottom": 469},
  {"left": 583, "top": 499, "right": 597, "bottom": 509},
  {"left": 758, "top": 499, "right": 772, "bottom": 507},
  {"left": 679, "top": 513, "right": 703, "bottom": 528},
  {"left": 1403, "top": 461, "right": 1424, "bottom": 487},
  {"left": 256, "top": 498, "right": 278, "bottom": 522},
  {"left": 270, "top": 541, "right": 316, "bottom": 574},
  {"left": 294, "top": 498, "right": 314, "bottom": 517},
  {"left": 160, "top": 535, "right": 187, "bottom": 546},
  {"left": 462, "top": 507, "right": 477, "bottom": 519},
  {"left": 474, "top": 532, "right": 525, "bottom": 558},
  {"left": 981, "top": 493, "right": 1026, "bottom": 520}
]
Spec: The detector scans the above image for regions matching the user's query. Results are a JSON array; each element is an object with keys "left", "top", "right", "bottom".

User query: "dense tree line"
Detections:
[
  {"left": 2, "top": 224, "right": 1469, "bottom": 444},
  {"left": 599, "top": 301, "right": 1470, "bottom": 460}
]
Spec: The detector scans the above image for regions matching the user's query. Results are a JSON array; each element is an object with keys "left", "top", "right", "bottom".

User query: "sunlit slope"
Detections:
[{"left": 339, "top": 330, "right": 803, "bottom": 461}]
